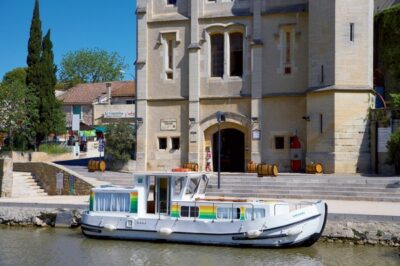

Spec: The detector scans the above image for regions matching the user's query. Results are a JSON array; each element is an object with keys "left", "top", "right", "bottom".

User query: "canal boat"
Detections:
[{"left": 81, "top": 172, "right": 328, "bottom": 248}]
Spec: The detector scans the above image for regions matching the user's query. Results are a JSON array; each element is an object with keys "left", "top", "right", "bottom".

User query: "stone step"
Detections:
[
  {"left": 11, "top": 171, "right": 48, "bottom": 198},
  {"left": 205, "top": 192, "right": 400, "bottom": 202}
]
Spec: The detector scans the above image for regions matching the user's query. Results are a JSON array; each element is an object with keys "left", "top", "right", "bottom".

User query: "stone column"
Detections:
[
  {"left": 188, "top": 0, "right": 201, "bottom": 165},
  {"left": 0, "top": 158, "right": 13, "bottom": 198},
  {"left": 250, "top": 0, "right": 263, "bottom": 163},
  {"left": 135, "top": 1, "right": 149, "bottom": 171}
]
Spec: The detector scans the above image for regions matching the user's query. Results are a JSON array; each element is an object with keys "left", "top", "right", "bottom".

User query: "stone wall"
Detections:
[
  {"left": 0, "top": 159, "right": 13, "bottom": 197},
  {"left": 13, "top": 162, "right": 92, "bottom": 196},
  {"left": 323, "top": 218, "right": 400, "bottom": 246},
  {"left": 8, "top": 151, "right": 74, "bottom": 163}
]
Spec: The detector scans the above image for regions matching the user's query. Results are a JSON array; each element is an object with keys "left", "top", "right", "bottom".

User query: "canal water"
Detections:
[{"left": 0, "top": 226, "right": 399, "bottom": 266}]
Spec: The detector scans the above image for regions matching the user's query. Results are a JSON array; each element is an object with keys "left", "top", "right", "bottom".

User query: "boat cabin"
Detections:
[{"left": 89, "top": 172, "right": 290, "bottom": 221}]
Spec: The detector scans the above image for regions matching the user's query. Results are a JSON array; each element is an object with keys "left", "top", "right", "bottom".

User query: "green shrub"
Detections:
[
  {"left": 39, "top": 144, "right": 70, "bottom": 154},
  {"left": 386, "top": 128, "right": 400, "bottom": 173},
  {"left": 105, "top": 123, "right": 136, "bottom": 166}
]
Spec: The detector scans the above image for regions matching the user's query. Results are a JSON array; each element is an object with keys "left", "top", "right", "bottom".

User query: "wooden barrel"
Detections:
[
  {"left": 271, "top": 164, "right": 279, "bottom": 176},
  {"left": 247, "top": 162, "right": 257, "bottom": 173},
  {"left": 182, "top": 163, "right": 199, "bottom": 171},
  {"left": 257, "top": 163, "right": 279, "bottom": 177},
  {"left": 94, "top": 161, "right": 100, "bottom": 171},
  {"left": 88, "top": 160, "right": 95, "bottom": 172},
  {"left": 306, "top": 163, "right": 323, "bottom": 174},
  {"left": 192, "top": 163, "right": 199, "bottom": 172},
  {"left": 99, "top": 160, "right": 106, "bottom": 172}
]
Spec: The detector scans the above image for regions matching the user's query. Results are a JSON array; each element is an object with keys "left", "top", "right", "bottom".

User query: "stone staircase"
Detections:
[
  {"left": 206, "top": 174, "right": 400, "bottom": 202},
  {"left": 11, "top": 172, "right": 48, "bottom": 197}
]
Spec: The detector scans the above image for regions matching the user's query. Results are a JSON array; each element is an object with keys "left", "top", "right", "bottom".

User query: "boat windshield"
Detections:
[
  {"left": 185, "top": 177, "right": 199, "bottom": 195},
  {"left": 173, "top": 176, "right": 186, "bottom": 196}
]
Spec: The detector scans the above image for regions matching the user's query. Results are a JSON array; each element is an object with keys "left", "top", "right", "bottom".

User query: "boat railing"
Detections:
[{"left": 171, "top": 200, "right": 257, "bottom": 221}]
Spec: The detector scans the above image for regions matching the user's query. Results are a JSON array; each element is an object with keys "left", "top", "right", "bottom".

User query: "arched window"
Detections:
[
  {"left": 210, "top": 34, "right": 224, "bottom": 77},
  {"left": 229, "top": 32, "right": 243, "bottom": 77}
]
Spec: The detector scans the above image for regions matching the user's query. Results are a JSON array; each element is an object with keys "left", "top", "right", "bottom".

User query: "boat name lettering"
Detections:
[{"left": 135, "top": 220, "right": 146, "bottom": 225}]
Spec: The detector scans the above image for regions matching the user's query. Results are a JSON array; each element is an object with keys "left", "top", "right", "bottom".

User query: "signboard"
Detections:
[
  {"left": 160, "top": 119, "right": 177, "bottom": 131},
  {"left": 378, "top": 127, "right": 391, "bottom": 153},
  {"left": 56, "top": 172, "right": 64, "bottom": 193},
  {"left": 72, "top": 114, "right": 80, "bottom": 131},
  {"left": 104, "top": 111, "right": 135, "bottom": 118},
  {"left": 98, "top": 139, "right": 105, "bottom": 152},
  {"left": 69, "top": 175, "right": 76, "bottom": 195}
]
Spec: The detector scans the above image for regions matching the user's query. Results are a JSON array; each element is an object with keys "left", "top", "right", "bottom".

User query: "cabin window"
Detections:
[
  {"left": 245, "top": 208, "right": 266, "bottom": 220},
  {"left": 185, "top": 177, "right": 200, "bottom": 195},
  {"left": 180, "top": 206, "right": 199, "bottom": 218},
  {"left": 217, "top": 207, "right": 241, "bottom": 220},
  {"left": 173, "top": 176, "right": 185, "bottom": 196},
  {"left": 94, "top": 192, "right": 131, "bottom": 213}
]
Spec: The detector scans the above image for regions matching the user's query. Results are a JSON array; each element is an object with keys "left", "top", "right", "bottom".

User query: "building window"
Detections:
[
  {"left": 158, "top": 137, "right": 167, "bottom": 150},
  {"left": 350, "top": 23, "right": 355, "bottom": 42},
  {"left": 320, "top": 114, "right": 323, "bottom": 134},
  {"left": 180, "top": 206, "right": 199, "bottom": 218},
  {"left": 275, "top": 136, "right": 285, "bottom": 150},
  {"left": 126, "top": 100, "right": 135, "bottom": 105},
  {"left": 164, "top": 38, "right": 174, "bottom": 80},
  {"left": 72, "top": 105, "right": 82, "bottom": 119},
  {"left": 210, "top": 34, "right": 224, "bottom": 77},
  {"left": 321, "top": 65, "right": 324, "bottom": 84},
  {"left": 229, "top": 32, "right": 243, "bottom": 77},
  {"left": 171, "top": 137, "right": 180, "bottom": 150},
  {"left": 167, "top": 0, "right": 177, "bottom": 6}
]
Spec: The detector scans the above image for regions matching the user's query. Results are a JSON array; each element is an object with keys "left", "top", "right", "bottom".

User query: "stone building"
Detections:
[
  {"left": 58, "top": 81, "right": 135, "bottom": 128},
  {"left": 135, "top": 0, "right": 375, "bottom": 173}
]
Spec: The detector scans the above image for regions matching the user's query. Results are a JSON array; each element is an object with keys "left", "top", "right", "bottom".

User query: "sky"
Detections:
[{"left": 0, "top": 0, "right": 137, "bottom": 81}]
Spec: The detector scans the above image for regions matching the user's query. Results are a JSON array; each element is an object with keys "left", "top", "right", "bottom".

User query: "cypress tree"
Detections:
[
  {"left": 26, "top": 0, "right": 41, "bottom": 147},
  {"left": 39, "top": 30, "right": 65, "bottom": 138}
]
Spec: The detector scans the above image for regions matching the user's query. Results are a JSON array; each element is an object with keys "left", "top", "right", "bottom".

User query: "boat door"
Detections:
[{"left": 156, "top": 177, "right": 170, "bottom": 215}]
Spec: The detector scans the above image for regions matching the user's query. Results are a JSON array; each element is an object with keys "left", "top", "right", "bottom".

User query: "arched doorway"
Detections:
[{"left": 212, "top": 128, "right": 245, "bottom": 172}]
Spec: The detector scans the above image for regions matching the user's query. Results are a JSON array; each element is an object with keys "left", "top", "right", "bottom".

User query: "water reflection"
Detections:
[{"left": 0, "top": 226, "right": 398, "bottom": 266}]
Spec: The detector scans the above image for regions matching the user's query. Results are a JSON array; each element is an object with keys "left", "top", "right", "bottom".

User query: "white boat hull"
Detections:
[{"left": 82, "top": 202, "right": 327, "bottom": 248}]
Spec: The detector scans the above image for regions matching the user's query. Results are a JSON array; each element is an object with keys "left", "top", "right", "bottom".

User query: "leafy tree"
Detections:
[
  {"left": 105, "top": 123, "right": 135, "bottom": 168},
  {"left": 386, "top": 129, "right": 400, "bottom": 174},
  {"left": 0, "top": 81, "right": 29, "bottom": 151},
  {"left": 2, "top": 67, "right": 27, "bottom": 86},
  {"left": 59, "top": 48, "right": 127, "bottom": 86},
  {"left": 25, "top": 0, "right": 42, "bottom": 147}
]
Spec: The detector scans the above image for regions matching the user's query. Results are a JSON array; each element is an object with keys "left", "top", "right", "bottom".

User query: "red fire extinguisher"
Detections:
[{"left": 290, "top": 136, "right": 302, "bottom": 172}]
